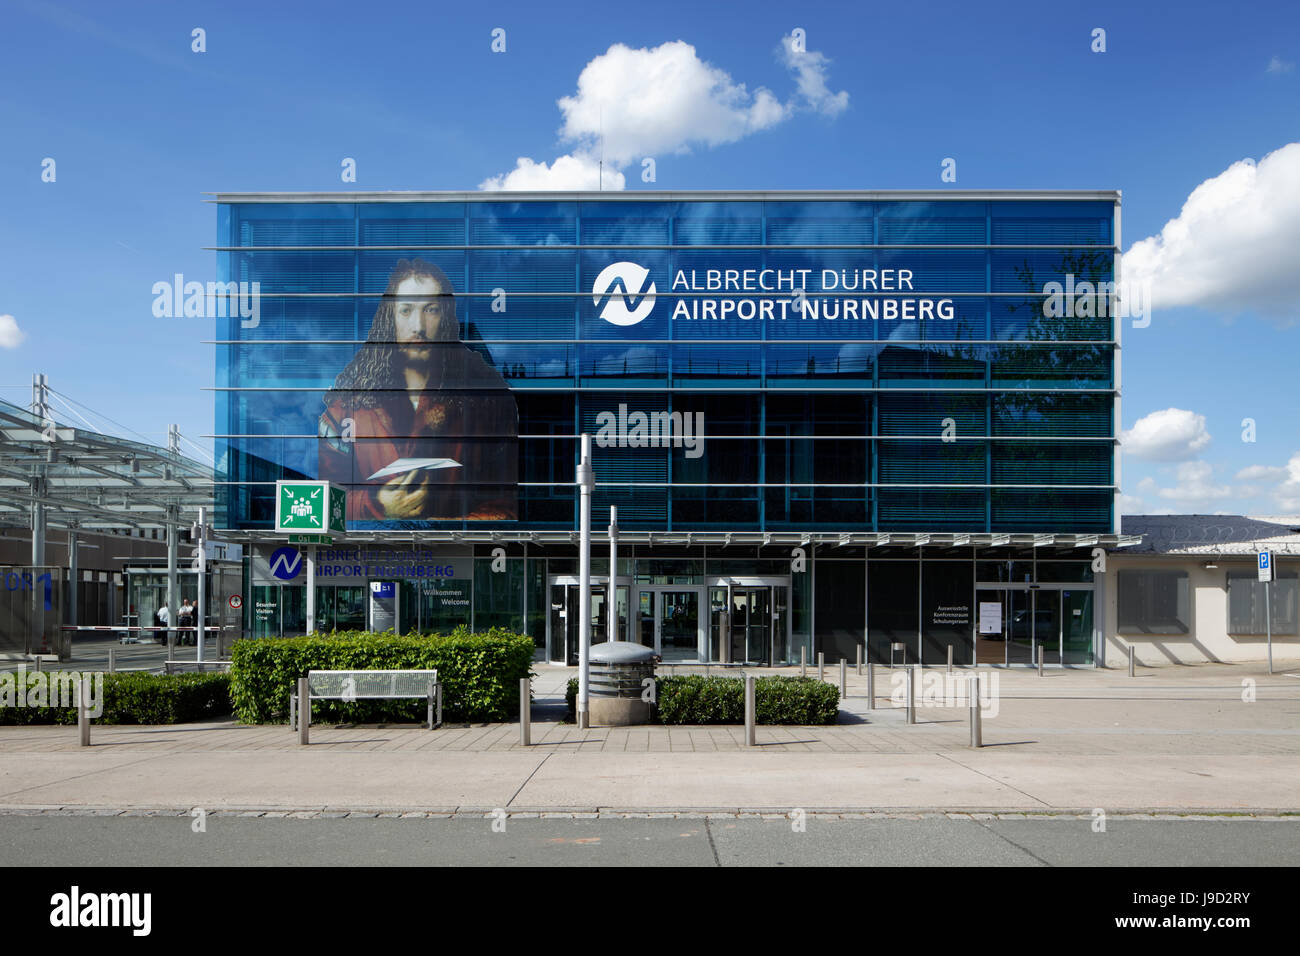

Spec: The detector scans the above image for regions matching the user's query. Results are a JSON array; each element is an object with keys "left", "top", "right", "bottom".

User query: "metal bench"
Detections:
[{"left": 289, "top": 669, "right": 442, "bottom": 734}]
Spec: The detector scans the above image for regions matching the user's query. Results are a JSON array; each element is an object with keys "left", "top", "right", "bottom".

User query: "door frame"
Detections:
[
  {"left": 546, "top": 575, "right": 634, "bottom": 663},
  {"left": 635, "top": 585, "right": 707, "bottom": 660},
  {"left": 972, "top": 581, "right": 1096, "bottom": 667},
  {"left": 707, "top": 576, "right": 792, "bottom": 665}
]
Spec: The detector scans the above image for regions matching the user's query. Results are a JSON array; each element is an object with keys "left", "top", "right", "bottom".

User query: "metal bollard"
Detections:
[
  {"left": 34, "top": 656, "right": 41, "bottom": 673},
  {"left": 435, "top": 682, "right": 443, "bottom": 728},
  {"left": 818, "top": 652, "right": 825, "bottom": 681},
  {"left": 1038, "top": 645, "right": 1044, "bottom": 677},
  {"left": 77, "top": 678, "right": 91, "bottom": 747},
  {"left": 947, "top": 644, "right": 953, "bottom": 675},
  {"left": 866, "top": 661, "right": 875, "bottom": 710},
  {"left": 744, "top": 676, "right": 756, "bottom": 747},
  {"left": 108, "top": 647, "right": 116, "bottom": 674},
  {"left": 1128, "top": 644, "right": 1135, "bottom": 677},
  {"left": 297, "top": 677, "right": 310, "bottom": 745},
  {"left": 216, "top": 631, "right": 224, "bottom": 660},
  {"left": 969, "top": 674, "right": 982, "bottom": 748},
  {"left": 856, "top": 644, "right": 863, "bottom": 677},
  {"left": 905, "top": 665, "right": 916, "bottom": 724},
  {"left": 519, "top": 677, "right": 531, "bottom": 746},
  {"left": 800, "top": 647, "right": 807, "bottom": 678},
  {"left": 839, "top": 659, "right": 846, "bottom": 699}
]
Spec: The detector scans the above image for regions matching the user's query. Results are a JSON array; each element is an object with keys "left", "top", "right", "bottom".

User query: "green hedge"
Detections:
[
  {"left": 230, "top": 627, "right": 534, "bottom": 724},
  {"left": 565, "top": 675, "right": 839, "bottom": 725},
  {"left": 0, "top": 672, "right": 232, "bottom": 725}
]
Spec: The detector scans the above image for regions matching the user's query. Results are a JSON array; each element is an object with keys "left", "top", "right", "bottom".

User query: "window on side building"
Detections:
[
  {"left": 1117, "top": 569, "right": 1190, "bottom": 634},
  {"left": 1227, "top": 571, "right": 1298, "bottom": 635}
]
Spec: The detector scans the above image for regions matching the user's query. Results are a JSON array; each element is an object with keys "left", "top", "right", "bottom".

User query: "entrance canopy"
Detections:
[{"left": 0, "top": 398, "right": 215, "bottom": 533}]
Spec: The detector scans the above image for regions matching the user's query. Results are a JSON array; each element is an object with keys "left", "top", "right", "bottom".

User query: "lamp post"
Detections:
[
  {"left": 190, "top": 507, "right": 208, "bottom": 664},
  {"left": 608, "top": 505, "right": 619, "bottom": 643},
  {"left": 577, "top": 435, "right": 594, "bottom": 729}
]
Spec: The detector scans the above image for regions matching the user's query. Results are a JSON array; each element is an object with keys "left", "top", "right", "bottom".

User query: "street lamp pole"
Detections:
[
  {"left": 608, "top": 505, "right": 619, "bottom": 643},
  {"left": 577, "top": 434, "right": 595, "bottom": 729}
]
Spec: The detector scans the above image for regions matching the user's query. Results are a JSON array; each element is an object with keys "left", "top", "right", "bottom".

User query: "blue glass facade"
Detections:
[
  {"left": 216, "top": 191, "right": 1119, "bottom": 666},
  {"left": 216, "top": 193, "right": 1117, "bottom": 534}
]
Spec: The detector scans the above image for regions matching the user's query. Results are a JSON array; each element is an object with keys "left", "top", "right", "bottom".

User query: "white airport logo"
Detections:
[{"left": 592, "top": 262, "right": 656, "bottom": 326}]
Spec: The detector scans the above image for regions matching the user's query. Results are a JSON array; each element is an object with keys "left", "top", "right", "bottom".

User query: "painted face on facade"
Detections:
[{"left": 393, "top": 275, "right": 455, "bottom": 363}]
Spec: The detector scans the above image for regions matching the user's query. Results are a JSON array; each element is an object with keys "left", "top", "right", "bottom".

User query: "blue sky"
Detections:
[{"left": 0, "top": 0, "right": 1297, "bottom": 515}]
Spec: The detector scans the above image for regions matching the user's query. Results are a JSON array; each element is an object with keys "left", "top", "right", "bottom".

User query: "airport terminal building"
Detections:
[{"left": 214, "top": 190, "right": 1135, "bottom": 666}]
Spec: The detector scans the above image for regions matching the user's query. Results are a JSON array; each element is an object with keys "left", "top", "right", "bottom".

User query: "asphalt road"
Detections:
[{"left": 2, "top": 815, "right": 1296, "bottom": 867}]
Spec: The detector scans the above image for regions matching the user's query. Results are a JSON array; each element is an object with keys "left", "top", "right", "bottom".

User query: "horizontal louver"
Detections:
[
  {"left": 878, "top": 440, "right": 985, "bottom": 483},
  {"left": 239, "top": 220, "right": 353, "bottom": 246},
  {"left": 673, "top": 218, "right": 762, "bottom": 245},
  {"left": 878, "top": 218, "right": 985, "bottom": 244},
  {"left": 991, "top": 442, "right": 1112, "bottom": 484},
  {"left": 878, "top": 394, "right": 985, "bottom": 436},
  {"left": 766, "top": 218, "right": 874, "bottom": 244},
  {"left": 992, "top": 219, "right": 1110, "bottom": 244},
  {"left": 360, "top": 220, "right": 464, "bottom": 246},
  {"left": 469, "top": 218, "right": 576, "bottom": 245}
]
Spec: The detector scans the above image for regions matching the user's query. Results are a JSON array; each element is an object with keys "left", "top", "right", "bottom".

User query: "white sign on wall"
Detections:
[{"left": 978, "top": 602, "right": 1003, "bottom": 635}]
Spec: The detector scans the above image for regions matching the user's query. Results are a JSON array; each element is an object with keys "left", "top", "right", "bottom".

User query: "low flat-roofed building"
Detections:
[{"left": 1101, "top": 514, "right": 1300, "bottom": 666}]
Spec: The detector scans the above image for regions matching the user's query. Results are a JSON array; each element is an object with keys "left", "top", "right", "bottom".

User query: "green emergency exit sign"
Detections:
[{"left": 275, "top": 481, "right": 347, "bottom": 534}]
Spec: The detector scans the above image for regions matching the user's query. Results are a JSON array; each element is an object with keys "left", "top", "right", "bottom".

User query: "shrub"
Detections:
[
  {"left": 229, "top": 627, "right": 534, "bottom": 724},
  {"left": 0, "top": 672, "right": 232, "bottom": 725},
  {"left": 565, "top": 675, "right": 839, "bottom": 725}
]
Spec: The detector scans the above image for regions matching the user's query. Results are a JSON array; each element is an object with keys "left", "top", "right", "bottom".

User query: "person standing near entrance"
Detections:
[
  {"left": 154, "top": 602, "right": 169, "bottom": 642},
  {"left": 178, "top": 599, "right": 194, "bottom": 645}
]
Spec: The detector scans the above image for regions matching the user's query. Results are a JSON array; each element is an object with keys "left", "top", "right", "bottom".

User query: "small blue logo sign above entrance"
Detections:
[{"left": 269, "top": 546, "right": 302, "bottom": 581}]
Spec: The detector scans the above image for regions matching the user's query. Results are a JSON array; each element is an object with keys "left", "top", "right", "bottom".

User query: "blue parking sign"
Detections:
[{"left": 1258, "top": 551, "right": 1274, "bottom": 582}]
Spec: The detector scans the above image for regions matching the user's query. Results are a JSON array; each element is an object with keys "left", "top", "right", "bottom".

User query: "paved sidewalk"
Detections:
[{"left": 1, "top": 660, "right": 1298, "bottom": 813}]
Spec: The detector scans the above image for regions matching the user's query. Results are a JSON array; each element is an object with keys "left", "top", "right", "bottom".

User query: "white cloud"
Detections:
[
  {"left": 478, "top": 154, "right": 624, "bottom": 192},
  {"left": 1121, "top": 408, "right": 1212, "bottom": 461},
  {"left": 1118, "top": 492, "right": 1147, "bottom": 514},
  {"left": 0, "top": 315, "right": 24, "bottom": 349},
  {"left": 1268, "top": 452, "right": 1300, "bottom": 510},
  {"left": 1267, "top": 55, "right": 1295, "bottom": 74},
  {"left": 556, "top": 40, "right": 788, "bottom": 166},
  {"left": 779, "top": 35, "right": 849, "bottom": 116},
  {"left": 1235, "top": 464, "right": 1287, "bottom": 481},
  {"left": 1155, "top": 461, "right": 1233, "bottom": 504},
  {"left": 481, "top": 35, "right": 847, "bottom": 191},
  {"left": 1121, "top": 142, "right": 1300, "bottom": 322}
]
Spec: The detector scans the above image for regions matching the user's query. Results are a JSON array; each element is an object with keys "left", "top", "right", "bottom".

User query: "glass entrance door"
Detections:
[
  {"left": 550, "top": 581, "right": 626, "bottom": 664},
  {"left": 1062, "top": 589, "right": 1094, "bottom": 665},
  {"left": 637, "top": 590, "right": 656, "bottom": 649},
  {"left": 660, "top": 590, "right": 700, "bottom": 661},
  {"left": 1006, "top": 590, "right": 1035, "bottom": 665},
  {"left": 725, "top": 587, "right": 772, "bottom": 664},
  {"left": 975, "top": 588, "right": 1007, "bottom": 665},
  {"left": 1035, "top": 590, "right": 1062, "bottom": 665}
]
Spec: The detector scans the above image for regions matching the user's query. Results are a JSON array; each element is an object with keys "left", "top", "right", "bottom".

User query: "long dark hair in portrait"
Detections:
[{"left": 327, "top": 258, "right": 462, "bottom": 410}]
